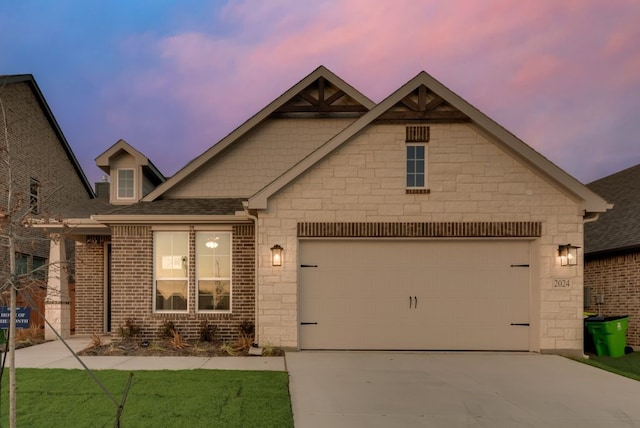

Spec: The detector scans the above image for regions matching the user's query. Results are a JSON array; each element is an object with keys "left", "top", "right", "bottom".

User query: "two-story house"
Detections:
[{"left": 0, "top": 74, "right": 96, "bottom": 336}]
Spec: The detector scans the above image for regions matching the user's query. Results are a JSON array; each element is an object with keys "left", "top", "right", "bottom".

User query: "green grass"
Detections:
[
  {"left": 0, "top": 369, "right": 293, "bottom": 427},
  {"left": 578, "top": 352, "right": 640, "bottom": 381}
]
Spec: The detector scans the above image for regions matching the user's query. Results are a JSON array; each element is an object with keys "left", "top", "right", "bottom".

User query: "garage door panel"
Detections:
[{"left": 299, "top": 240, "right": 530, "bottom": 350}]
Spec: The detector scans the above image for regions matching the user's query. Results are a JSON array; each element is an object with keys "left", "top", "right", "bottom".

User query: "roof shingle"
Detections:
[{"left": 585, "top": 164, "right": 640, "bottom": 255}]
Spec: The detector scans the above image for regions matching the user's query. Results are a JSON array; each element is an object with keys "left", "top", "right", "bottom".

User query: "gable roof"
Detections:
[
  {"left": 585, "top": 164, "right": 640, "bottom": 256},
  {"left": 95, "top": 139, "right": 165, "bottom": 184},
  {"left": 0, "top": 74, "right": 94, "bottom": 197},
  {"left": 248, "top": 70, "right": 611, "bottom": 214},
  {"left": 143, "top": 66, "right": 374, "bottom": 201}
]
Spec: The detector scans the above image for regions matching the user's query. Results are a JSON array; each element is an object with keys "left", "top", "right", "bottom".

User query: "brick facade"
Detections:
[
  {"left": 585, "top": 252, "right": 640, "bottom": 347},
  {"left": 75, "top": 236, "right": 108, "bottom": 334},
  {"left": 0, "top": 80, "right": 90, "bottom": 292},
  {"left": 96, "top": 224, "right": 256, "bottom": 342}
]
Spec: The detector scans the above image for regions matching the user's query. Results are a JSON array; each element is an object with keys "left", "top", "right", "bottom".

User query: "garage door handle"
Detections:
[
  {"left": 301, "top": 322, "right": 318, "bottom": 325},
  {"left": 510, "top": 323, "right": 530, "bottom": 326},
  {"left": 409, "top": 296, "right": 417, "bottom": 309},
  {"left": 300, "top": 264, "right": 318, "bottom": 268}
]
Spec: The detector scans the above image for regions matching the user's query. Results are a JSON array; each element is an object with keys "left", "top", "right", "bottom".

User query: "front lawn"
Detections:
[
  {"left": 578, "top": 352, "right": 640, "bottom": 381},
  {"left": 0, "top": 369, "right": 293, "bottom": 427}
]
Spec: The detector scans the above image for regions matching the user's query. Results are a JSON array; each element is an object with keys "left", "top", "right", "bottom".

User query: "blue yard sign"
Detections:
[{"left": 0, "top": 306, "right": 31, "bottom": 329}]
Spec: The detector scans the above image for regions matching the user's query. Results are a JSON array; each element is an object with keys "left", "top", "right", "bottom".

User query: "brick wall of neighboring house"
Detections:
[
  {"left": 109, "top": 224, "right": 255, "bottom": 342},
  {"left": 585, "top": 252, "right": 640, "bottom": 347},
  {"left": 74, "top": 236, "right": 108, "bottom": 334},
  {"left": 0, "top": 81, "right": 90, "bottom": 288}
]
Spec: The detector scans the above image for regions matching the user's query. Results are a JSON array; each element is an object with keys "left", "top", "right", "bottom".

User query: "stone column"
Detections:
[{"left": 45, "top": 234, "right": 70, "bottom": 340}]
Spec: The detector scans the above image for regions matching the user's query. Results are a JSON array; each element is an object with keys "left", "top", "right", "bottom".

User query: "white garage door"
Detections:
[{"left": 298, "top": 240, "right": 531, "bottom": 350}]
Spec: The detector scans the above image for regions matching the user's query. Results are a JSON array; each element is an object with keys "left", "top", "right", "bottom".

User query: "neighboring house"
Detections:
[
  {"left": 57, "top": 66, "right": 610, "bottom": 355},
  {"left": 585, "top": 164, "right": 640, "bottom": 347},
  {"left": 0, "top": 74, "right": 96, "bottom": 335}
]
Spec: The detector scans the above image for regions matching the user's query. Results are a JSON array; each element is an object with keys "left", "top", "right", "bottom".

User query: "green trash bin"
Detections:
[{"left": 585, "top": 316, "right": 628, "bottom": 357}]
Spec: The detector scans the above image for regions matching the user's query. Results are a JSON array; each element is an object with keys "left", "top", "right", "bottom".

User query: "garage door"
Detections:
[{"left": 298, "top": 240, "right": 530, "bottom": 350}]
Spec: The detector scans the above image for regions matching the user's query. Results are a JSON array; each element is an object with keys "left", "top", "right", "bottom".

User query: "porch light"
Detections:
[
  {"left": 558, "top": 244, "right": 579, "bottom": 266},
  {"left": 271, "top": 244, "right": 283, "bottom": 266}
]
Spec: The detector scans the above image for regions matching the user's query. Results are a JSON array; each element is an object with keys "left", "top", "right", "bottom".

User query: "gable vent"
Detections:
[{"left": 406, "top": 126, "right": 430, "bottom": 142}]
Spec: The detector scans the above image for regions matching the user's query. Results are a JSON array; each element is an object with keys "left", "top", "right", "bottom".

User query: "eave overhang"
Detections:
[{"left": 90, "top": 213, "right": 252, "bottom": 225}]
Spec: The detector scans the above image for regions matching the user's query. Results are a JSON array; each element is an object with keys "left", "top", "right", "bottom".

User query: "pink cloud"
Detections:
[{"left": 106, "top": 0, "right": 640, "bottom": 182}]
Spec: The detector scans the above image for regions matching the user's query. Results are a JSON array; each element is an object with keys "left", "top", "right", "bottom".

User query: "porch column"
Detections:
[{"left": 45, "top": 234, "right": 70, "bottom": 340}]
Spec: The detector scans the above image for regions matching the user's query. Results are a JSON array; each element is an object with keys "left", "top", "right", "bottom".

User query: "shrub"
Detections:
[
  {"left": 199, "top": 321, "right": 216, "bottom": 342},
  {"left": 118, "top": 318, "right": 141, "bottom": 339},
  {"left": 160, "top": 320, "right": 176, "bottom": 339},
  {"left": 239, "top": 320, "right": 255, "bottom": 337}
]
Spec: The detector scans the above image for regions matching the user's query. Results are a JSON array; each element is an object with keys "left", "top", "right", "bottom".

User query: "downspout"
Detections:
[
  {"left": 242, "top": 201, "right": 260, "bottom": 345},
  {"left": 583, "top": 212, "right": 600, "bottom": 224}
]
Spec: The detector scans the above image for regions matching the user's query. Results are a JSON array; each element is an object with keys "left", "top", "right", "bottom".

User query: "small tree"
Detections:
[{"left": 0, "top": 80, "right": 70, "bottom": 428}]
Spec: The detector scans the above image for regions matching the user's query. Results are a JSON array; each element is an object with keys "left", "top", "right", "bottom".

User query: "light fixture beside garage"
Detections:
[
  {"left": 558, "top": 244, "right": 579, "bottom": 266},
  {"left": 271, "top": 244, "right": 284, "bottom": 266}
]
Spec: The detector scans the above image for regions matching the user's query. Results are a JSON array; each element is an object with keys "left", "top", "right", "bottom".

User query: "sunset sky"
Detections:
[{"left": 1, "top": 1, "right": 639, "bottom": 187}]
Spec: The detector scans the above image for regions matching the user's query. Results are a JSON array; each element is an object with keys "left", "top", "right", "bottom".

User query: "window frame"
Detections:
[
  {"left": 195, "top": 231, "right": 232, "bottom": 313},
  {"left": 15, "top": 253, "right": 48, "bottom": 281},
  {"left": 116, "top": 168, "right": 136, "bottom": 200},
  {"left": 406, "top": 143, "right": 427, "bottom": 189},
  {"left": 153, "top": 231, "right": 189, "bottom": 313}
]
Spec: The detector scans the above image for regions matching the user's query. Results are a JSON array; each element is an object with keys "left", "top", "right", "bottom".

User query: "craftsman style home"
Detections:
[
  {"left": 0, "top": 74, "right": 96, "bottom": 337},
  {"left": 57, "top": 66, "right": 610, "bottom": 355}
]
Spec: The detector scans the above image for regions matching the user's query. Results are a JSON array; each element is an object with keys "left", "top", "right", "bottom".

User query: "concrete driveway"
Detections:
[{"left": 286, "top": 351, "right": 640, "bottom": 427}]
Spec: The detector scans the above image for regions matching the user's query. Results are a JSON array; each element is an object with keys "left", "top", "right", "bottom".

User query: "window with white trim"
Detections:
[
  {"left": 196, "top": 232, "right": 231, "bottom": 312},
  {"left": 154, "top": 231, "right": 188, "bottom": 312},
  {"left": 117, "top": 168, "right": 135, "bottom": 200}
]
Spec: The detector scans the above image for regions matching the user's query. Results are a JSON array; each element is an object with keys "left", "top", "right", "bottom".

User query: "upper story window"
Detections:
[
  {"left": 117, "top": 168, "right": 135, "bottom": 200},
  {"left": 29, "top": 178, "right": 40, "bottom": 214},
  {"left": 406, "top": 126, "right": 429, "bottom": 194},
  {"left": 406, "top": 145, "right": 426, "bottom": 188}
]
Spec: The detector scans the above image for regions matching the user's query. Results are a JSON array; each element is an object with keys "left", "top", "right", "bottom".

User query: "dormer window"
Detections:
[{"left": 117, "top": 168, "right": 135, "bottom": 200}]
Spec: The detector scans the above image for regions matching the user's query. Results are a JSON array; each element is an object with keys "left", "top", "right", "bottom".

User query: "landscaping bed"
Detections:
[{"left": 79, "top": 336, "right": 284, "bottom": 357}]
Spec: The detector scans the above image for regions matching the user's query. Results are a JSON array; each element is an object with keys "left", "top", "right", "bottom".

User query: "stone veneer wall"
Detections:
[
  {"left": 256, "top": 122, "right": 585, "bottom": 351},
  {"left": 109, "top": 224, "right": 255, "bottom": 341},
  {"left": 585, "top": 252, "right": 640, "bottom": 347}
]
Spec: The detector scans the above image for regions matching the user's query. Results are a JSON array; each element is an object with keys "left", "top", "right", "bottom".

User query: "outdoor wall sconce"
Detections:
[
  {"left": 271, "top": 244, "right": 283, "bottom": 266},
  {"left": 558, "top": 244, "right": 579, "bottom": 266}
]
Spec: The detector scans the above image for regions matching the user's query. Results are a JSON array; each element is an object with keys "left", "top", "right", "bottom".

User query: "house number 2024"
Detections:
[{"left": 553, "top": 279, "right": 571, "bottom": 288}]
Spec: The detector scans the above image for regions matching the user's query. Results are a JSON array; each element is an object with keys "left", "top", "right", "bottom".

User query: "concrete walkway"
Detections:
[
  {"left": 287, "top": 351, "right": 640, "bottom": 428},
  {"left": 11, "top": 336, "right": 286, "bottom": 371}
]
